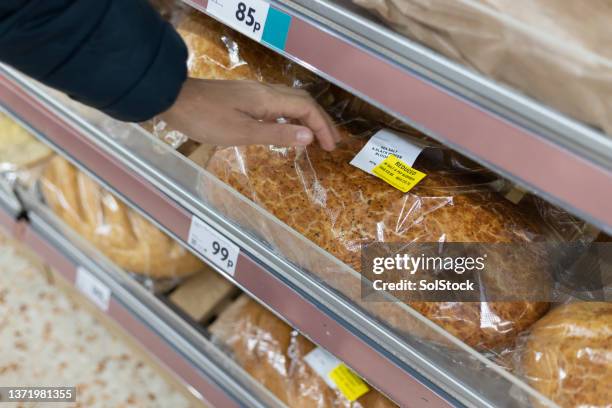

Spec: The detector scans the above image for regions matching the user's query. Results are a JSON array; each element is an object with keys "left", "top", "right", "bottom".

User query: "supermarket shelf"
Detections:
[
  {"left": 0, "top": 67, "right": 561, "bottom": 408},
  {"left": 184, "top": 0, "right": 612, "bottom": 234},
  {"left": 0, "top": 65, "right": 459, "bottom": 408},
  {"left": 17, "top": 199, "right": 284, "bottom": 408}
]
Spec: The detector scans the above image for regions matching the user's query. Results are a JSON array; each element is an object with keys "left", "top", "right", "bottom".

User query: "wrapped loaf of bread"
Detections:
[
  {"left": 0, "top": 112, "right": 52, "bottom": 171},
  {"left": 40, "top": 156, "right": 203, "bottom": 278},
  {"left": 172, "top": 10, "right": 573, "bottom": 350},
  {"left": 521, "top": 302, "right": 612, "bottom": 408},
  {"left": 206, "top": 135, "right": 554, "bottom": 350},
  {"left": 177, "top": 12, "right": 374, "bottom": 123},
  {"left": 210, "top": 295, "right": 397, "bottom": 407}
]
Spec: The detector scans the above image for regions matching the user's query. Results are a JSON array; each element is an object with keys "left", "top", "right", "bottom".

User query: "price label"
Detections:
[
  {"left": 207, "top": 0, "right": 270, "bottom": 42},
  {"left": 188, "top": 216, "right": 240, "bottom": 276},
  {"left": 304, "top": 347, "right": 370, "bottom": 402},
  {"left": 75, "top": 267, "right": 111, "bottom": 311}
]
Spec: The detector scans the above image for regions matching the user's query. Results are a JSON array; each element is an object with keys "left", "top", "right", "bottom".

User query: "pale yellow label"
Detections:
[
  {"left": 329, "top": 364, "right": 370, "bottom": 402},
  {"left": 372, "top": 154, "right": 427, "bottom": 192}
]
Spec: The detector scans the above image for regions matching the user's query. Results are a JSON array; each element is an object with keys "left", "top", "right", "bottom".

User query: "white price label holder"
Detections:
[
  {"left": 75, "top": 266, "right": 111, "bottom": 311},
  {"left": 188, "top": 216, "right": 240, "bottom": 276},
  {"left": 207, "top": 0, "right": 269, "bottom": 42},
  {"left": 205, "top": 0, "right": 292, "bottom": 50}
]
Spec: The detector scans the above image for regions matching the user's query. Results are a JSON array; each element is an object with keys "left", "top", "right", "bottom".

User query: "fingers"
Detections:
[
  {"left": 244, "top": 83, "right": 341, "bottom": 151},
  {"left": 269, "top": 95, "right": 338, "bottom": 151},
  {"left": 245, "top": 121, "right": 315, "bottom": 147}
]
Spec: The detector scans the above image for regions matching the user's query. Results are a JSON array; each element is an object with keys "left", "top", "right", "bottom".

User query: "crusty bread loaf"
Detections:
[
  {"left": 0, "top": 112, "right": 52, "bottom": 170},
  {"left": 177, "top": 12, "right": 338, "bottom": 103},
  {"left": 521, "top": 302, "right": 612, "bottom": 408},
  {"left": 40, "top": 156, "right": 203, "bottom": 278},
  {"left": 207, "top": 135, "right": 551, "bottom": 349},
  {"left": 177, "top": 13, "right": 259, "bottom": 80},
  {"left": 210, "top": 295, "right": 397, "bottom": 407}
]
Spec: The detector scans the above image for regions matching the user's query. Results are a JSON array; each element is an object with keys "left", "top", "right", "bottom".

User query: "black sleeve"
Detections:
[{"left": 0, "top": 0, "right": 188, "bottom": 122}]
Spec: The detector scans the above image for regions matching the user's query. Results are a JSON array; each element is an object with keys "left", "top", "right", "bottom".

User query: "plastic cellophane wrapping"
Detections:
[
  {"left": 0, "top": 112, "right": 53, "bottom": 185},
  {"left": 144, "top": 11, "right": 327, "bottom": 152},
  {"left": 38, "top": 155, "right": 204, "bottom": 286},
  {"left": 146, "top": 10, "right": 398, "bottom": 154},
  {"left": 169, "top": 10, "right": 594, "bottom": 352},
  {"left": 352, "top": 0, "right": 612, "bottom": 137},
  {"left": 513, "top": 301, "right": 612, "bottom": 408},
  {"left": 205, "top": 129, "right": 596, "bottom": 352},
  {"left": 209, "top": 295, "right": 397, "bottom": 408}
]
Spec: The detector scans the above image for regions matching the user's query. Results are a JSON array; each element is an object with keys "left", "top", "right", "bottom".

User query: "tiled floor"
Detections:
[{"left": 0, "top": 236, "right": 195, "bottom": 408}]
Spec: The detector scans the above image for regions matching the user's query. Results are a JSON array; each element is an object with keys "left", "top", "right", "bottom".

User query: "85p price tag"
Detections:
[
  {"left": 188, "top": 216, "right": 240, "bottom": 276},
  {"left": 207, "top": 0, "right": 270, "bottom": 42}
]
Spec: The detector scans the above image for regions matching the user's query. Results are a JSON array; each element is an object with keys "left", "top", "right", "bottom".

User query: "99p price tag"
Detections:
[
  {"left": 188, "top": 216, "right": 240, "bottom": 276},
  {"left": 207, "top": 0, "right": 270, "bottom": 42}
]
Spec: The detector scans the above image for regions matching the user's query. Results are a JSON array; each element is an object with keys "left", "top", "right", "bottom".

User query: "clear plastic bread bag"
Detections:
[
  {"left": 144, "top": 8, "right": 596, "bottom": 354},
  {"left": 203, "top": 122, "right": 596, "bottom": 353},
  {"left": 209, "top": 295, "right": 398, "bottom": 407},
  {"left": 143, "top": 10, "right": 347, "bottom": 160},
  {"left": 512, "top": 301, "right": 612, "bottom": 408},
  {"left": 38, "top": 155, "right": 204, "bottom": 291},
  {"left": 352, "top": 0, "right": 612, "bottom": 138},
  {"left": 0, "top": 112, "right": 53, "bottom": 187}
]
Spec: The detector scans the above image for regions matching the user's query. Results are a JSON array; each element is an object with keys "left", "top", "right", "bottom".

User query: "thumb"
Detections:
[{"left": 247, "top": 122, "right": 314, "bottom": 147}]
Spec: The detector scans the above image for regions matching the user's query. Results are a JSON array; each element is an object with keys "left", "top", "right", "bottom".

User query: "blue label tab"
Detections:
[{"left": 262, "top": 7, "right": 291, "bottom": 50}]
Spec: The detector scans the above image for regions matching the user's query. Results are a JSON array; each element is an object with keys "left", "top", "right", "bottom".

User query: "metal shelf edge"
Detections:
[
  {"left": 20, "top": 210, "right": 283, "bottom": 408},
  {"left": 0, "top": 69, "right": 471, "bottom": 407},
  {"left": 182, "top": 0, "right": 612, "bottom": 234}
]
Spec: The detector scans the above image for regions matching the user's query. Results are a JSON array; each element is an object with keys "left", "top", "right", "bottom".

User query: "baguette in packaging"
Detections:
[{"left": 210, "top": 295, "right": 397, "bottom": 407}]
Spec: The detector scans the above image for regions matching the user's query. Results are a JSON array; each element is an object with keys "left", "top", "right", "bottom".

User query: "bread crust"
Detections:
[
  {"left": 210, "top": 295, "right": 397, "bottom": 407},
  {"left": 522, "top": 302, "right": 612, "bottom": 408},
  {"left": 207, "top": 136, "right": 551, "bottom": 349},
  {"left": 40, "top": 156, "right": 203, "bottom": 278}
]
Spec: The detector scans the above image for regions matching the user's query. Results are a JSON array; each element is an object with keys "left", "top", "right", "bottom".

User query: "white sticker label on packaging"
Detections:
[
  {"left": 207, "top": 0, "right": 270, "bottom": 42},
  {"left": 75, "top": 267, "right": 111, "bottom": 311},
  {"left": 350, "top": 129, "right": 425, "bottom": 175},
  {"left": 304, "top": 347, "right": 370, "bottom": 401},
  {"left": 188, "top": 216, "right": 240, "bottom": 276},
  {"left": 304, "top": 347, "right": 341, "bottom": 388}
]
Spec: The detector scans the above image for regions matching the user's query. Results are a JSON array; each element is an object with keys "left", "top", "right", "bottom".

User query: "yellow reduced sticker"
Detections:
[
  {"left": 372, "top": 154, "right": 427, "bottom": 192},
  {"left": 329, "top": 363, "right": 370, "bottom": 402}
]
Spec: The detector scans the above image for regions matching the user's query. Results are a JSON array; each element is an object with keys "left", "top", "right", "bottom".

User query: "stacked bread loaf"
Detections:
[
  {"left": 210, "top": 295, "right": 397, "bottom": 407},
  {"left": 40, "top": 156, "right": 203, "bottom": 278}
]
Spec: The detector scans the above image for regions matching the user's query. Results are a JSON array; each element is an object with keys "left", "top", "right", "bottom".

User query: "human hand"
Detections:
[{"left": 160, "top": 78, "right": 341, "bottom": 150}]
